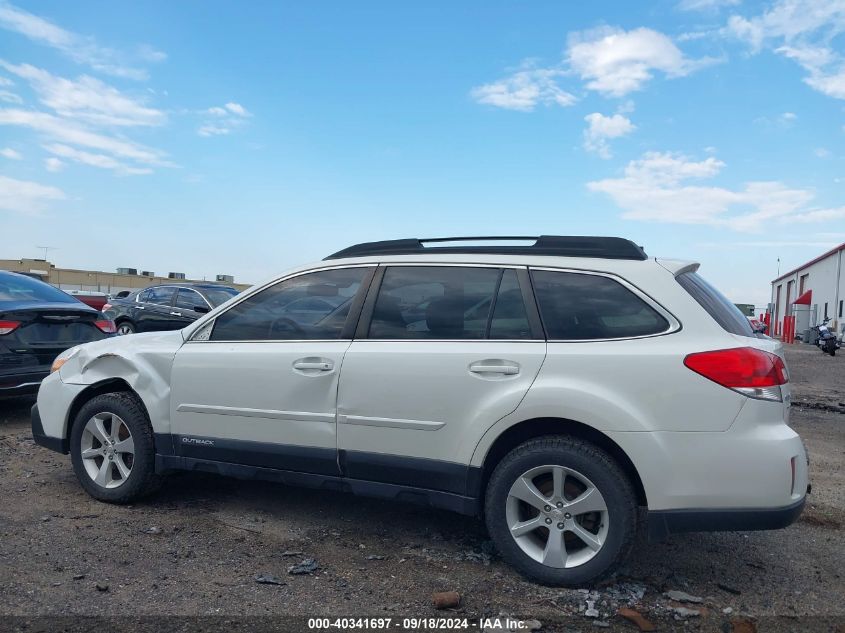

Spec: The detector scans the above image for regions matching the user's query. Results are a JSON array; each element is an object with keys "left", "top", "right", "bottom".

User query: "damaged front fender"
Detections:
[{"left": 59, "top": 330, "right": 186, "bottom": 434}]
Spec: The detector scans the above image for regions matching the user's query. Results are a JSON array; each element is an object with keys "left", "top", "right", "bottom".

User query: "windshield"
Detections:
[
  {"left": 0, "top": 273, "right": 80, "bottom": 307},
  {"left": 202, "top": 286, "right": 239, "bottom": 307}
]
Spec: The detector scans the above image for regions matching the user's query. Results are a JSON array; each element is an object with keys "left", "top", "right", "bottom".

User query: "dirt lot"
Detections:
[{"left": 1, "top": 344, "right": 843, "bottom": 632}]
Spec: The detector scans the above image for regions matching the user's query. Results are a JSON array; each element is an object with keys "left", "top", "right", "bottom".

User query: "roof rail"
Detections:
[{"left": 324, "top": 236, "right": 647, "bottom": 261}]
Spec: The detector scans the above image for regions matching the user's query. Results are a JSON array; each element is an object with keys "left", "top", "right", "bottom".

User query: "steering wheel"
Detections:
[{"left": 268, "top": 317, "right": 306, "bottom": 338}]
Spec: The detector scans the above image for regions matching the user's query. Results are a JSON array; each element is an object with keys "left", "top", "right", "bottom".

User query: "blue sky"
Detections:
[{"left": 0, "top": 1, "right": 843, "bottom": 306}]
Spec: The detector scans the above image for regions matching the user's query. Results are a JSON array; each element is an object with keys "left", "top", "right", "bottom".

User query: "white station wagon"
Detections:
[{"left": 31, "top": 236, "right": 808, "bottom": 585}]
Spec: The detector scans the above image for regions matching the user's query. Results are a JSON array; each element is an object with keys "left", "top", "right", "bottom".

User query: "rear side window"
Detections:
[
  {"left": 368, "top": 267, "right": 499, "bottom": 339},
  {"left": 175, "top": 289, "right": 208, "bottom": 310},
  {"left": 677, "top": 271, "right": 754, "bottom": 337},
  {"left": 531, "top": 270, "right": 669, "bottom": 340},
  {"left": 367, "top": 266, "right": 535, "bottom": 340}
]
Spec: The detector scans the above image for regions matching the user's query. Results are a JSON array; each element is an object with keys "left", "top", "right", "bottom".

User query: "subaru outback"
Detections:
[{"left": 31, "top": 236, "right": 807, "bottom": 585}]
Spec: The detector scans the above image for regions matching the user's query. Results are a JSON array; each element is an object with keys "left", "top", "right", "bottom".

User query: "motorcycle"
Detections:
[{"left": 811, "top": 317, "right": 841, "bottom": 356}]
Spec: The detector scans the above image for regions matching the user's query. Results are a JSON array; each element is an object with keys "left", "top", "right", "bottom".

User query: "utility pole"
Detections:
[
  {"left": 777, "top": 257, "right": 780, "bottom": 277},
  {"left": 36, "top": 245, "right": 58, "bottom": 261}
]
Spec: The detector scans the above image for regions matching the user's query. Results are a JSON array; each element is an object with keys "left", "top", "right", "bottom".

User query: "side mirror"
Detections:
[{"left": 193, "top": 305, "right": 210, "bottom": 314}]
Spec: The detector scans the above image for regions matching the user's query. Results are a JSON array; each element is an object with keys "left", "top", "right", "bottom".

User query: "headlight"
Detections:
[{"left": 51, "top": 347, "right": 80, "bottom": 373}]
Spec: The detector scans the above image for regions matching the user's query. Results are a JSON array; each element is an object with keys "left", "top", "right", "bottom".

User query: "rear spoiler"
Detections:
[{"left": 656, "top": 258, "right": 700, "bottom": 276}]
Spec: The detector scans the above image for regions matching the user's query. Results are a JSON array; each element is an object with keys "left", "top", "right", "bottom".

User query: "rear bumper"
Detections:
[
  {"left": 0, "top": 370, "right": 49, "bottom": 394},
  {"left": 647, "top": 497, "right": 805, "bottom": 541},
  {"left": 31, "top": 403, "right": 68, "bottom": 454}
]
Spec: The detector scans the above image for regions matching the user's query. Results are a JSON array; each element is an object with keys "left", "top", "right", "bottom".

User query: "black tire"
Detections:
[
  {"left": 830, "top": 347, "right": 836, "bottom": 357},
  {"left": 70, "top": 392, "right": 162, "bottom": 504},
  {"left": 116, "top": 320, "right": 136, "bottom": 335},
  {"left": 484, "top": 436, "right": 637, "bottom": 586}
]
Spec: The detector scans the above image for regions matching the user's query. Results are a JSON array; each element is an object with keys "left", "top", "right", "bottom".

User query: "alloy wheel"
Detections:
[
  {"left": 80, "top": 412, "right": 135, "bottom": 489},
  {"left": 505, "top": 464, "right": 609, "bottom": 569}
]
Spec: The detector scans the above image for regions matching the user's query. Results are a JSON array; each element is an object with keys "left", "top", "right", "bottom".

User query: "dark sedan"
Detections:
[
  {"left": 103, "top": 283, "right": 239, "bottom": 335},
  {"left": 0, "top": 271, "right": 115, "bottom": 395}
]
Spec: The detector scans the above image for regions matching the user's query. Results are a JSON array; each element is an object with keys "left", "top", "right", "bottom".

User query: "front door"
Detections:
[
  {"left": 169, "top": 266, "right": 373, "bottom": 475},
  {"left": 137, "top": 285, "right": 180, "bottom": 331},
  {"left": 336, "top": 265, "right": 546, "bottom": 495}
]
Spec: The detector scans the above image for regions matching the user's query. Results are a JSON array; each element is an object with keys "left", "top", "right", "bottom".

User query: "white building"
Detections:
[{"left": 771, "top": 243, "right": 845, "bottom": 338}]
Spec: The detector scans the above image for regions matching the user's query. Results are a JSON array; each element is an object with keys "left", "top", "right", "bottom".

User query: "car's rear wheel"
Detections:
[
  {"left": 116, "top": 321, "right": 135, "bottom": 335},
  {"left": 70, "top": 392, "right": 162, "bottom": 503},
  {"left": 485, "top": 436, "right": 637, "bottom": 586}
]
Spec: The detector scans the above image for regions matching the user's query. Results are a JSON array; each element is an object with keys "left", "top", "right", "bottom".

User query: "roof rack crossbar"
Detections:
[{"left": 324, "top": 235, "right": 647, "bottom": 261}]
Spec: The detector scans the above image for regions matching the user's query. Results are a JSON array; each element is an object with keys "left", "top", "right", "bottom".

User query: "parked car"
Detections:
[
  {"left": 103, "top": 283, "right": 239, "bottom": 335},
  {"left": 0, "top": 270, "right": 115, "bottom": 395},
  {"left": 748, "top": 316, "right": 768, "bottom": 334},
  {"left": 31, "top": 236, "right": 806, "bottom": 586},
  {"left": 65, "top": 290, "right": 109, "bottom": 311}
]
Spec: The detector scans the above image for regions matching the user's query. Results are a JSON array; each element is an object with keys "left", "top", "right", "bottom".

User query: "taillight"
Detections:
[
  {"left": 102, "top": 303, "right": 112, "bottom": 312},
  {"left": 0, "top": 320, "right": 21, "bottom": 335},
  {"left": 94, "top": 319, "right": 117, "bottom": 334},
  {"left": 684, "top": 347, "right": 788, "bottom": 401}
]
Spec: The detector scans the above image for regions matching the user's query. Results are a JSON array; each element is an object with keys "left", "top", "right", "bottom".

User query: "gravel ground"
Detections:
[{"left": 0, "top": 343, "right": 843, "bottom": 632}]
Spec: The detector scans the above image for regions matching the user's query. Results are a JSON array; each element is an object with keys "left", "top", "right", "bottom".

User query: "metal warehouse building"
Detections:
[{"left": 770, "top": 243, "right": 845, "bottom": 339}]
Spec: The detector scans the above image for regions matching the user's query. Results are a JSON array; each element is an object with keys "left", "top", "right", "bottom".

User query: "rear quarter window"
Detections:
[
  {"left": 531, "top": 270, "right": 670, "bottom": 340},
  {"left": 676, "top": 271, "right": 754, "bottom": 337}
]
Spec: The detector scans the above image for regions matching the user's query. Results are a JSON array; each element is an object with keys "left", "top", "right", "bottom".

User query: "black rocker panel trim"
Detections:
[
  {"left": 155, "top": 455, "right": 479, "bottom": 516},
  {"left": 340, "top": 449, "right": 479, "bottom": 497},
  {"left": 174, "top": 434, "right": 340, "bottom": 476}
]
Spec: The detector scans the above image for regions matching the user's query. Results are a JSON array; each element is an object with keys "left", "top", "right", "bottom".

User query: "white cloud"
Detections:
[
  {"left": 43, "top": 143, "right": 153, "bottom": 175},
  {"left": 0, "top": 61, "right": 166, "bottom": 126},
  {"left": 0, "top": 146, "right": 21, "bottom": 159},
  {"left": 587, "top": 151, "right": 825, "bottom": 231},
  {"left": 471, "top": 26, "right": 711, "bottom": 109},
  {"left": 567, "top": 27, "right": 713, "bottom": 97},
  {"left": 0, "top": 108, "right": 173, "bottom": 166},
  {"left": 815, "top": 147, "right": 832, "bottom": 158},
  {"left": 224, "top": 102, "right": 250, "bottom": 117},
  {"left": 44, "top": 156, "right": 64, "bottom": 172},
  {"left": 0, "top": 174, "right": 64, "bottom": 213},
  {"left": 470, "top": 66, "right": 576, "bottom": 111},
  {"left": 583, "top": 112, "right": 636, "bottom": 158},
  {"left": 728, "top": 0, "right": 845, "bottom": 99},
  {"left": 0, "top": 1, "right": 164, "bottom": 80},
  {"left": 679, "top": 0, "right": 740, "bottom": 10},
  {"left": 198, "top": 124, "right": 231, "bottom": 137},
  {"left": 786, "top": 206, "right": 845, "bottom": 223},
  {"left": 0, "top": 89, "right": 22, "bottom": 103},
  {"left": 198, "top": 102, "right": 252, "bottom": 136}
]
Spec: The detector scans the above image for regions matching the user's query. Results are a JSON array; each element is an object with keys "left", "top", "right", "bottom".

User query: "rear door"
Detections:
[
  {"left": 173, "top": 288, "right": 209, "bottom": 328},
  {"left": 336, "top": 265, "right": 546, "bottom": 494}
]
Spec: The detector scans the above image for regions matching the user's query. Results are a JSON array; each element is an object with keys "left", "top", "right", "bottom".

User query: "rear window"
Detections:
[
  {"left": 0, "top": 273, "right": 78, "bottom": 306},
  {"left": 531, "top": 270, "right": 669, "bottom": 340},
  {"left": 677, "top": 271, "right": 754, "bottom": 337}
]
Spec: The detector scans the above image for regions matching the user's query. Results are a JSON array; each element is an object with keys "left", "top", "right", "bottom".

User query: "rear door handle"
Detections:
[
  {"left": 469, "top": 361, "right": 520, "bottom": 375},
  {"left": 293, "top": 359, "right": 334, "bottom": 371},
  {"left": 170, "top": 311, "right": 181, "bottom": 316}
]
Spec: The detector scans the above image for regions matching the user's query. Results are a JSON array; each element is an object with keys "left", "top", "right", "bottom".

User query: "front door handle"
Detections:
[
  {"left": 293, "top": 359, "right": 334, "bottom": 372},
  {"left": 469, "top": 361, "right": 520, "bottom": 375},
  {"left": 170, "top": 311, "right": 181, "bottom": 316}
]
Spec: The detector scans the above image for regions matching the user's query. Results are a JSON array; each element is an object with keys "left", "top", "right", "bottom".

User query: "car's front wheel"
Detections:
[
  {"left": 70, "top": 392, "right": 162, "bottom": 503},
  {"left": 485, "top": 436, "right": 637, "bottom": 586}
]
